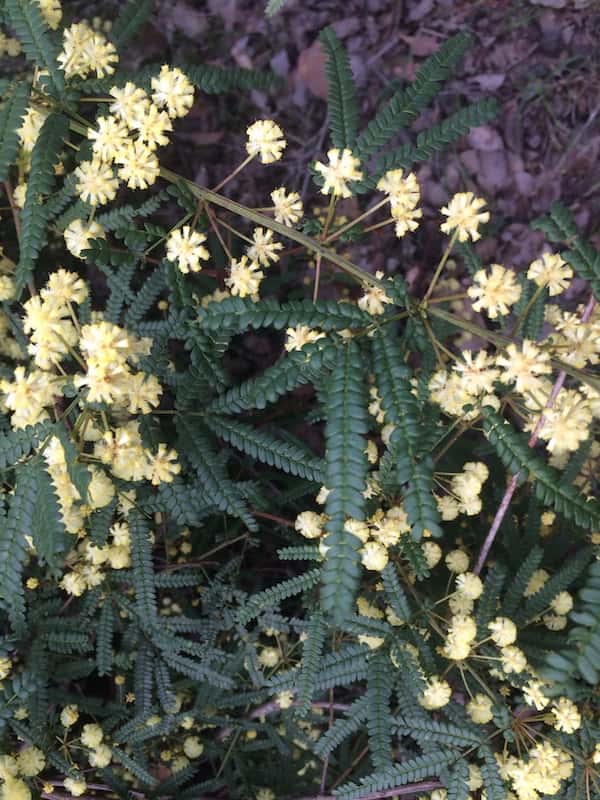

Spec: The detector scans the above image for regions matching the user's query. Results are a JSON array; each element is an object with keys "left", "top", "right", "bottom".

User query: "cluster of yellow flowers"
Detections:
[
  {"left": 435, "top": 461, "right": 489, "bottom": 519},
  {"left": 0, "top": 745, "right": 46, "bottom": 800},
  {"left": 0, "top": 269, "right": 179, "bottom": 552},
  {"left": 73, "top": 65, "right": 194, "bottom": 209},
  {"left": 0, "top": 702, "right": 207, "bottom": 798},
  {"left": 294, "top": 503, "right": 411, "bottom": 573},
  {"left": 377, "top": 168, "right": 423, "bottom": 236},
  {"left": 58, "top": 20, "right": 118, "bottom": 79}
]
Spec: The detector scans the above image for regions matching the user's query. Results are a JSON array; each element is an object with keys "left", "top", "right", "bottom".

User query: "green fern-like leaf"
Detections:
[
  {"left": 176, "top": 417, "right": 257, "bottom": 531},
  {"left": 373, "top": 97, "right": 498, "bottom": 182},
  {"left": 204, "top": 414, "right": 324, "bottom": 483},
  {"left": 16, "top": 113, "right": 69, "bottom": 293},
  {"left": 0, "top": 463, "right": 38, "bottom": 632},
  {"left": 542, "top": 561, "right": 600, "bottom": 687},
  {"left": 335, "top": 750, "right": 455, "bottom": 800},
  {"left": 501, "top": 545, "right": 544, "bottom": 618},
  {"left": 320, "top": 341, "right": 368, "bottom": 623},
  {"left": 475, "top": 563, "right": 507, "bottom": 638},
  {"left": 0, "top": 421, "right": 51, "bottom": 470},
  {"left": 393, "top": 716, "right": 481, "bottom": 748},
  {"left": 0, "top": 80, "right": 30, "bottom": 180},
  {"left": 479, "top": 746, "right": 508, "bottom": 800},
  {"left": 482, "top": 406, "right": 600, "bottom": 530},
  {"left": 208, "top": 339, "right": 340, "bottom": 415},
  {"left": 319, "top": 26, "right": 360, "bottom": 150},
  {"left": 514, "top": 547, "right": 592, "bottom": 626},
  {"left": 30, "top": 460, "right": 68, "bottom": 569},
  {"left": 110, "top": 0, "right": 154, "bottom": 48},
  {"left": 371, "top": 327, "right": 442, "bottom": 538},
  {"left": 181, "top": 62, "right": 282, "bottom": 94},
  {"left": 96, "top": 599, "right": 114, "bottom": 677},
  {"left": 381, "top": 562, "right": 412, "bottom": 623},
  {"left": 365, "top": 650, "right": 394, "bottom": 770},
  {"left": 294, "top": 609, "right": 327, "bottom": 716},
  {"left": 313, "top": 695, "right": 369, "bottom": 758},
  {"left": 238, "top": 568, "right": 321, "bottom": 626},
  {"left": 124, "top": 265, "right": 166, "bottom": 327},
  {"left": 5, "top": 0, "right": 64, "bottom": 94},
  {"left": 277, "top": 545, "right": 321, "bottom": 561},
  {"left": 444, "top": 759, "right": 471, "bottom": 800},
  {"left": 198, "top": 296, "right": 372, "bottom": 335},
  {"left": 356, "top": 31, "right": 472, "bottom": 161},
  {"left": 129, "top": 510, "right": 158, "bottom": 626}
]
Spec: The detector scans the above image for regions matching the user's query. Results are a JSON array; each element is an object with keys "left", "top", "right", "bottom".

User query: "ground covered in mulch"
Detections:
[
  {"left": 123, "top": 0, "right": 600, "bottom": 293},
  {"left": 6, "top": 1, "right": 600, "bottom": 298}
]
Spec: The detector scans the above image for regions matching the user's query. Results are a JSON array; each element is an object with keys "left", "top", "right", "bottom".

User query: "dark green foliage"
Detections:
[
  {"left": 0, "top": 421, "right": 50, "bottom": 469},
  {"left": 294, "top": 609, "right": 327, "bottom": 716},
  {"left": 111, "top": 0, "right": 154, "bottom": 48},
  {"left": 335, "top": 750, "right": 455, "bottom": 799},
  {"left": 371, "top": 327, "right": 442, "bottom": 538},
  {"left": 125, "top": 265, "right": 167, "bottom": 327},
  {"left": 238, "top": 568, "right": 321, "bottom": 625},
  {"left": 0, "top": 463, "right": 38, "bottom": 632},
  {"left": 313, "top": 696, "right": 369, "bottom": 758},
  {"left": 514, "top": 547, "right": 591, "bottom": 626},
  {"left": 96, "top": 599, "right": 115, "bottom": 676},
  {"left": 177, "top": 416, "right": 257, "bottom": 530},
  {"left": 501, "top": 545, "right": 544, "bottom": 618},
  {"left": 393, "top": 717, "right": 481, "bottom": 747},
  {"left": 482, "top": 406, "right": 600, "bottom": 529},
  {"left": 373, "top": 97, "right": 498, "bottom": 181},
  {"left": 208, "top": 339, "right": 340, "bottom": 415},
  {"left": 365, "top": 650, "right": 394, "bottom": 770},
  {"left": 129, "top": 510, "right": 158, "bottom": 625},
  {"left": 16, "top": 113, "right": 69, "bottom": 293},
  {"left": 199, "top": 296, "right": 373, "bottom": 335},
  {"left": 30, "top": 460, "right": 68, "bottom": 569},
  {"left": 444, "top": 759, "right": 471, "bottom": 800},
  {"left": 321, "top": 341, "right": 368, "bottom": 623},
  {"left": 356, "top": 31, "right": 472, "bottom": 160},
  {"left": 476, "top": 563, "right": 507, "bottom": 637},
  {"left": 0, "top": 80, "right": 30, "bottom": 180},
  {"left": 205, "top": 414, "right": 324, "bottom": 483},
  {"left": 381, "top": 562, "right": 412, "bottom": 623},
  {"left": 320, "top": 26, "right": 360, "bottom": 150},
  {"left": 182, "top": 62, "right": 282, "bottom": 94},
  {"left": 5, "top": 0, "right": 64, "bottom": 94}
]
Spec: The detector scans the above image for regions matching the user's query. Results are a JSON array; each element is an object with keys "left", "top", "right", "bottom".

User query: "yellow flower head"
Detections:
[
  {"left": 314, "top": 148, "right": 363, "bottom": 198},
  {"left": 75, "top": 159, "right": 119, "bottom": 206},
  {"left": 271, "top": 187, "right": 303, "bottom": 226},
  {"left": 360, "top": 541, "right": 389, "bottom": 571},
  {"left": 247, "top": 227, "right": 283, "bottom": 266},
  {"left": 166, "top": 226, "right": 210, "bottom": 274},
  {"left": 116, "top": 141, "right": 160, "bottom": 190},
  {"left": 527, "top": 252, "right": 573, "bottom": 296},
  {"left": 419, "top": 676, "right": 451, "bottom": 710},
  {"left": 468, "top": 264, "right": 522, "bottom": 318},
  {"left": 226, "top": 256, "right": 264, "bottom": 299},
  {"left": 285, "top": 325, "right": 325, "bottom": 352},
  {"left": 151, "top": 65, "right": 195, "bottom": 119},
  {"left": 440, "top": 191, "right": 490, "bottom": 242},
  {"left": 246, "top": 120, "right": 286, "bottom": 164}
]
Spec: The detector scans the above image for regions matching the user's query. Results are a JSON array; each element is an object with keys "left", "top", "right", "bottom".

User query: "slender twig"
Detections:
[{"left": 474, "top": 294, "right": 596, "bottom": 574}]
